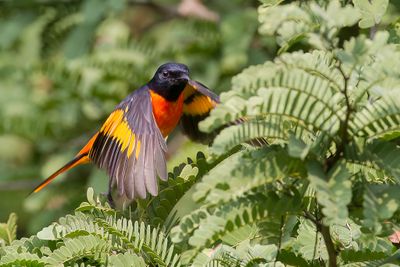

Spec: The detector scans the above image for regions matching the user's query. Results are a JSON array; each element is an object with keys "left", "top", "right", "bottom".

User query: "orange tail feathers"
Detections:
[
  {"left": 30, "top": 132, "right": 98, "bottom": 195},
  {"left": 30, "top": 153, "right": 90, "bottom": 194}
]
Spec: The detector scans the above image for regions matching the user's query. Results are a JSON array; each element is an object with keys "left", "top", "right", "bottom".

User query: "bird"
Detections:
[{"left": 31, "top": 62, "right": 219, "bottom": 207}]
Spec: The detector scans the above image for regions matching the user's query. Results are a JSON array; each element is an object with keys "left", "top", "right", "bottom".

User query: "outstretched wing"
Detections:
[
  {"left": 89, "top": 87, "right": 167, "bottom": 199},
  {"left": 180, "top": 80, "right": 220, "bottom": 144}
]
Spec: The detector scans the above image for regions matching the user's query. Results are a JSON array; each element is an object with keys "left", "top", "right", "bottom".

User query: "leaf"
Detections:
[
  {"left": 363, "top": 185, "right": 400, "bottom": 233},
  {"left": 0, "top": 213, "right": 17, "bottom": 246},
  {"left": 350, "top": 92, "right": 400, "bottom": 141},
  {"left": 307, "top": 161, "right": 352, "bottom": 224},
  {"left": 293, "top": 218, "right": 328, "bottom": 261},
  {"left": 288, "top": 135, "right": 310, "bottom": 160},
  {"left": 193, "top": 147, "right": 305, "bottom": 204},
  {"left": 0, "top": 252, "right": 45, "bottom": 266},
  {"left": 45, "top": 235, "right": 109, "bottom": 265},
  {"left": 108, "top": 252, "right": 147, "bottom": 267},
  {"left": 331, "top": 219, "right": 361, "bottom": 250},
  {"left": 353, "top": 0, "right": 389, "bottom": 28},
  {"left": 340, "top": 249, "right": 387, "bottom": 265},
  {"left": 346, "top": 140, "right": 400, "bottom": 183}
]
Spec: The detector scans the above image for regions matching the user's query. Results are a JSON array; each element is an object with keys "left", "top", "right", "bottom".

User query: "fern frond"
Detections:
[
  {"left": 200, "top": 91, "right": 249, "bottom": 133},
  {"left": 184, "top": 193, "right": 270, "bottom": 261},
  {"left": 173, "top": 184, "right": 303, "bottom": 263},
  {"left": 363, "top": 185, "right": 400, "bottom": 233},
  {"left": 0, "top": 252, "right": 46, "bottom": 267},
  {"left": 350, "top": 94, "right": 400, "bottom": 140},
  {"left": 211, "top": 116, "right": 316, "bottom": 155},
  {"left": 203, "top": 65, "right": 343, "bottom": 143},
  {"left": 307, "top": 161, "right": 352, "bottom": 224},
  {"left": 252, "top": 88, "right": 340, "bottom": 134},
  {"left": 45, "top": 235, "right": 109, "bottom": 266},
  {"left": 277, "top": 51, "right": 344, "bottom": 90},
  {"left": 107, "top": 252, "right": 147, "bottom": 267},
  {"left": 230, "top": 62, "right": 279, "bottom": 97},
  {"left": 258, "top": 1, "right": 360, "bottom": 51},
  {"left": 193, "top": 147, "right": 305, "bottom": 205},
  {"left": 139, "top": 154, "right": 207, "bottom": 229},
  {"left": 34, "top": 187, "right": 182, "bottom": 267},
  {"left": 192, "top": 245, "right": 242, "bottom": 267},
  {"left": 170, "top": 208, "right": 210, "bottom": 249},
  {"left": 345, "top": 140, "right": 400, "bottom": 182},
  {"left": 98, "top": 217, "right": 181, "bottom": 267},
  {"left": 292, "top": 218, "right": 328, "bottom": 261}
]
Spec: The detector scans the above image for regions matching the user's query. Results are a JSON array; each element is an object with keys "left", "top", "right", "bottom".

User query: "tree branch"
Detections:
[
  {"left": 320, "top": 224, "right": 338, "bottom": 267},
  {"left": 320, "top": 61, "right": 353, "bottom": 267}
]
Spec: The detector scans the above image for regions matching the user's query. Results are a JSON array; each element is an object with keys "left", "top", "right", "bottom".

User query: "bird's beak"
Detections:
[{"left": 179, "top": 73, "right": 190, "bottom": 82}]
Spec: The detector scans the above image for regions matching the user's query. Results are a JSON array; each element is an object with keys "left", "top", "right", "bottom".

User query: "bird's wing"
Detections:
[
  {"left": 180, "top": 80, "right": 220, "bottom": 144},
  {"left": 89, "top": 87, "right": 167, "bottom": 199}
]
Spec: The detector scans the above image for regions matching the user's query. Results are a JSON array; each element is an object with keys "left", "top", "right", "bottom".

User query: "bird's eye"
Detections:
[{"left": 161, "top": 71, "right": 169, "bottom": 78}]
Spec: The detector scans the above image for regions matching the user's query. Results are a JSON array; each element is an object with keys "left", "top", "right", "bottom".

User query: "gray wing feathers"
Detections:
[
  {"left": 124, "top": 89, "right": 167, "bottom": 199},
  {"left": 91, "top": 88, "right": 168, "bottom": 200}
]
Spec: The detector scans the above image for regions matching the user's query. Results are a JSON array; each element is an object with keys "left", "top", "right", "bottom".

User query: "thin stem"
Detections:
[
  {"left": 320, "top": 224, "right": 337, "bottom": 267},
  {"left": 318, "top": 61, "right": 353, "bottom": 267},
  {"left": 274, "top": 215, "right": 285, "bottom": 266},
  {"left": 304, "top": 210, "right": 338, "bottom": 267},
  {"left": 338, "top": 62, "right": 352, "bottom": 146},
  {"left": 326, "top": 61, "right": 351, "bottom": 170}
]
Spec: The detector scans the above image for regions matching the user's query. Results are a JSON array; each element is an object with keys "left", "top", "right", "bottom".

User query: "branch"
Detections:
[
  {"left": 304, "top": 210, "right": 338, "bottom": 267},
  {"left": 275, "top": 215, "right": 285, "bottom": 266},
  {"left": 320, "top": 224, "right": 338, "bottom": 267},
  {"left": 326, "top": 61, "right": 351, "bottom": 170}
]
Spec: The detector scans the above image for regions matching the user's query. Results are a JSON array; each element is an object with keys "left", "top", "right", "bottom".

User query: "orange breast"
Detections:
[{"left": 150, "top": 90, "right": 184, "bottom": 137}]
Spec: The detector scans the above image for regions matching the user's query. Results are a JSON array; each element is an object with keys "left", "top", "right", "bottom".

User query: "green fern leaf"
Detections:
[
  {"left": 346, "top": 140, "right": 400, "bottom": 182},
  {"left": 0, "top": 252, "right": 46, "bottom": 267},
  {"left": 107, "top": 252, "right": 146, "bottom": 267},
  {"left": 193, "top": 147, "right": 305, "bottom": 204},
  {"left": 350, "top": 93, "right": 400, "bottom": 140},
  {"left": 363, "top": 185, "right": 400, "bottom": 233},
  {"left": 307, "top": 161, "right": 352, "bottom": 224},
  {"left": 353, "top": 0, "right": 388, "bottom": 28},
  {"left": 277, "top": 51, "right": 343, "bottom": 90},
  {"left": 0, "top": 213, "right": 17, "bottom": 246},
  {"left": 98, "top": 217, "right": 181, "bottom": 267},
  {"left": 293, "top": 218, "right": 328, "bottom": 261},
  {"left": 45, "top": 235, "right": 109, "bottom": 266}
]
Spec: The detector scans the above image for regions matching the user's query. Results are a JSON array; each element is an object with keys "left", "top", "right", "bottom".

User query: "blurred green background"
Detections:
[{"left": 0, "top": 0, "right": 275, "bottom": 236}]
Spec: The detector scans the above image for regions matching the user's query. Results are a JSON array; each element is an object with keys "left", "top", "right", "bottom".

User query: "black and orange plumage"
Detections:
[{"left": 31, "top": 63, "right": 219, "bottom": 206}]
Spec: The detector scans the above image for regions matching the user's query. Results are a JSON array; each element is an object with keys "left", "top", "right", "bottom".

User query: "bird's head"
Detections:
[{"left": 149, "top": 62, "right": 190, "bottom": 101}]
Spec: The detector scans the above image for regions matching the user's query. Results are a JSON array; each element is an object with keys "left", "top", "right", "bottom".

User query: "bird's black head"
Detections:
[{"left": 149, "top": 63, "right": 190, "bottom": 101}]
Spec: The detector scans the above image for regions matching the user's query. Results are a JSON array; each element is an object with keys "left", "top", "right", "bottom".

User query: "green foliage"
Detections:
[
  {"left": 0, "top": 213, "right": 17, "bottom": 246},
  {"left": 195, "top": 0, "right": 400, "bottom": 266},
  {"left": 2, "top": 0, "right": 400, "bottom": 267},
  {"left": 0, "top": 189, "right": 180, "bottom": 266},
  {"left": 0, "top": 0, "right": 265, "bottom": 234}
]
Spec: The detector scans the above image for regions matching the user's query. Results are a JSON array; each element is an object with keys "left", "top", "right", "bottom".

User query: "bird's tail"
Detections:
[
  {"left": 30, "top": 132, "right": 98, "bottom": 195},
  {"left": 30, "top": 153, "right": 90, "bottom": 194}
]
